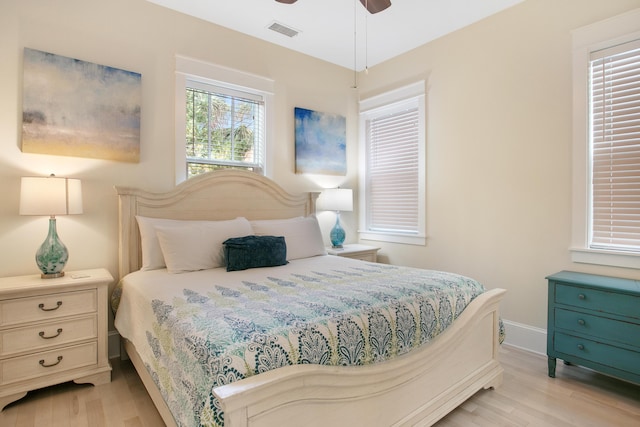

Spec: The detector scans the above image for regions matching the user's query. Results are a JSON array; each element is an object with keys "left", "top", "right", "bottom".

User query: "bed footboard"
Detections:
[{"left": 214, "top": 288, "right": 506, "bottom": 427}]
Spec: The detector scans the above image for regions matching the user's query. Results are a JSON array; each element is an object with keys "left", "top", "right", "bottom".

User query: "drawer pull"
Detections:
[
  {"left": 39, "top": 328, "right": 63, "bottom": 339},
  {"left": 578, "top": 294, "right": 586, "bottom": 300},
  {"left": 577, "top": 344, "right": 585, "bottom": 351},
  {"left": 38, "top": 301, "right": 62, "bottom": 311},
  {"left": 39, "top": 356, "right": 63, "bottom": 368},
  {"left": 577, "top": 319, "right": 585, "bottom": 326}
]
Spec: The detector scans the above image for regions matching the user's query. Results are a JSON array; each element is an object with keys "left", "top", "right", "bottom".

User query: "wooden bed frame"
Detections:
[{"left": 115, "top": 170, "right": 506, "bottom": 427}]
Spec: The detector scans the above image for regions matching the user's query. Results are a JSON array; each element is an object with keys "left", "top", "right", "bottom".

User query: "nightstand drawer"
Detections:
[
  {"left": 554, "top": 284, "right": 640, "bottom": 319},
  {"left": 0, "top": 341, "right": 97, "bottom": 386},
  {"left": 340, "top": 252, "right": 377, "bottom": 262},
  {"left": 554, "top": 309, "right": 640, "bottom": 347},
  {"left": 0, "top": 289, "right": 97, "bottom": 327},
  {"left": 0, "top": 315, "right": 97, "bottom": 357},
  {"left": 554, "top": 332, "right": 640, "bottom": 376}
]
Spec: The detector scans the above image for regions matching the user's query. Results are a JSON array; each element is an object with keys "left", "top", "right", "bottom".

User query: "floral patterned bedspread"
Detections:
[{"left": 113, "top": 255, "right": 493, "bottom": 427}]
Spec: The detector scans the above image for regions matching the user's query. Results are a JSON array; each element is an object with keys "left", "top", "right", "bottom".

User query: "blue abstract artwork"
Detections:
[
  {"left": 295, "top": 107, "right": 346, "bottom": 175},
  {"left": 21, "top": 48, "right": 141, "bottom": 162}
]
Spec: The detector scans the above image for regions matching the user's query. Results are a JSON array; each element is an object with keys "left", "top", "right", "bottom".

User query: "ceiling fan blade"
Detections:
[
  {"left": 275, "top": 0, "right": 391, "bottom": 14},
  {"left": 360, "top": 0, "right": 391, "bottom": 14}
]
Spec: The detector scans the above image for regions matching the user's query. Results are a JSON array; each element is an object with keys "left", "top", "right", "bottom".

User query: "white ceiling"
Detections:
[{"left": 147, "top": 0, "right": 524, "bottom": 71}]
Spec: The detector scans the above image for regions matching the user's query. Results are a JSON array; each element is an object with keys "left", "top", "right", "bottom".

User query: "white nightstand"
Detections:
[
  {"left": 0, "top": 268, "right": 113, "bottom": 410},
  {"left": 326, "top": 244, "right": 380, "bottom": 262}
]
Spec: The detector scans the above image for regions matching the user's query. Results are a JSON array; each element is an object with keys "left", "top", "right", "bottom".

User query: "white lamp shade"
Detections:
[
  {"left": 20, "top": 176, "right": 83, "bottom": 216},
  {"left": 321, "top": 188, "right": 353, "bottom": 212}
]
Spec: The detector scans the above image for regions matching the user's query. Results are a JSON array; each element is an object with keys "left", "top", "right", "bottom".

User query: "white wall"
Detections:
[
  {"left": 0, "top": 0, "right": 357, "bottom": 354},
  {"left": 1, "top": 0, "right": 639, "bottom": 357},
  {"left": 357, "top": 0, "right": 640, "bottom": 351}
]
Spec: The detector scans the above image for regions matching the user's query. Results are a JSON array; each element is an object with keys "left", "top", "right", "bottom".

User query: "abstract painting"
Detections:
[
  {"left": 21, "top": 48, "right": 141, "bottom": 162},
  {"left": 294, "top": 107, "right": 346, "bottom": 175}
]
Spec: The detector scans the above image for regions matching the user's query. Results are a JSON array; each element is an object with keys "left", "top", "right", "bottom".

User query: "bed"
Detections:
[{"left": 113, "top": 169, "right": 506, "bottom": 427}]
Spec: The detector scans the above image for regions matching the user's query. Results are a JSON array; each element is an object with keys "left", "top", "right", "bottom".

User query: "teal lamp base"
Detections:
[
  {"left": 330, "top": 212, "right": 346, "bottom": 248},
  {"left": 35, "top": 217, "right": 69, "bottom": 279}
]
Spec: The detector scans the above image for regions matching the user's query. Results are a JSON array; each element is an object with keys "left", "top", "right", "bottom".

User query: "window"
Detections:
[
  {"left": 589, "top": 41, "right": 640, "bottom": 252},
  {"left": 359, "top": 81, "right": 426, "bottom": 245},
  {"left": 185, "top": 81, "right": 264, "bottom": 178},
  {"left": 175, "top": 56, "right": 274, "bottom": 183},
  {"left": 571, "top": 9, "right": 640, "bottom": 269}
]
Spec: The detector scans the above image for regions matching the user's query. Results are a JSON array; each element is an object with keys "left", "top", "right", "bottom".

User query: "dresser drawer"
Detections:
[
  {"left": 0, "top": 289, "right": 97, "bottom": 327},
  {"left": 554, "top": 332, "right": 640, "bottom": 376},
  {"left": 0, "top": 341, "right": 98, "bottom": 385},
  {"left": 554, "top": 283, "right": 640, "bottom": 320},
  {"left": 0, "top": 341, "right": 97, "bottom": 386},
  {"left": 554, "top": 309, "right": 640, "bottom": 348},
  {"left": 0, "top": 315, "right": 97, "bottom": 357}
]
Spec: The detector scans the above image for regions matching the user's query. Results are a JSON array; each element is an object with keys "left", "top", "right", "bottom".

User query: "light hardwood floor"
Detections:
[
  {"left": 0, "top": 345, "right": 638, "bottom": 426},
  {"left": 436, "top": 345, "right": 640, "bottom": 427}
]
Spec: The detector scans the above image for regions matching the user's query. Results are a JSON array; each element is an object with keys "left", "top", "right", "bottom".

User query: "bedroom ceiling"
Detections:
[{"left": 147, "top": 0, "right": 524, "bottom": 71}]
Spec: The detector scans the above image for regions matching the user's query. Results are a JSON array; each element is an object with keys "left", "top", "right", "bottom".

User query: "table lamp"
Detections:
[
  {"left": 322, "top": 188, "right": 353, "bottom": 248},
  {"left": 19, "top": 174, "right": 83, "bottom": 278}
]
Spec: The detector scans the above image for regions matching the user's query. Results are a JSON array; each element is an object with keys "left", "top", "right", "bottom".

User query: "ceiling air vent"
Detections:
[{"left": 268, "top": 21, "right": 299, "bottom": 38}]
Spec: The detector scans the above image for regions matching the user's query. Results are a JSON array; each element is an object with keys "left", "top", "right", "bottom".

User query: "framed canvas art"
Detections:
[
  {"left": 294, "top": 107, "right": 346, "bottom": 175},
  {"left": 21, "top": 48, "right": 141, "bottom": 162}
]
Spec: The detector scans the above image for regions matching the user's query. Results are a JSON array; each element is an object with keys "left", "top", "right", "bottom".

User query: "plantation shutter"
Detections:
[
  {"left": 365, "top": 98, "right": 420, "bottom": 234},
  {"left": 589, "top": 39, "right": 640, "bottom": 252}
]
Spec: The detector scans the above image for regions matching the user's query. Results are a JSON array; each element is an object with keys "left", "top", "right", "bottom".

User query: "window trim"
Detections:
[
  {"left": 175, "top": 55, "right": 275, "bottom": 184},
  {"left": 570, "top": 8, "right": 640, "bottom": 269},
  {"left": 358, "top": 81, "right": 426, "bottom": 246}
]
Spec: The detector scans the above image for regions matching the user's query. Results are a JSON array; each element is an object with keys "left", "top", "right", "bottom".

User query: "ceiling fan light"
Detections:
[
  {"left": 275, "top": 0, "right": 298, "bottom": 4},
  {"left": 359, "top": 0, "right": 391, "bottom": 14}
]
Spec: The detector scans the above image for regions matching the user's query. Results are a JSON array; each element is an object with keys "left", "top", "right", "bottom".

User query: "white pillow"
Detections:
[
  {"left": 250, "top": 216, "right": 326, "bottom": 261},
  {"left": 135, "top": 216, "right": 252, "bottom": 271},
  {"left": 136, "top": 216, "right": 182, "bottom": 271}
]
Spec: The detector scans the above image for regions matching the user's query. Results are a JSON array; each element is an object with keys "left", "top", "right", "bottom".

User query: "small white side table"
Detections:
[
  {"left": 0, "top": 268, "right": 113, "bottom": 410},
  {"left": 326, "top": 244, "right": 380, "bottom": 262}
]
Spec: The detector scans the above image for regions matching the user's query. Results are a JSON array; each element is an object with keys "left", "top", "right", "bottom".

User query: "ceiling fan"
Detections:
[{"left": 275, "top": 0, "right": 392, "bottom": 15}]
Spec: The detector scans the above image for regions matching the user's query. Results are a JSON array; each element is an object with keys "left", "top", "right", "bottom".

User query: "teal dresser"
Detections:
[{"left": 546, "top": 271, "right": 640, "bottom": 385}]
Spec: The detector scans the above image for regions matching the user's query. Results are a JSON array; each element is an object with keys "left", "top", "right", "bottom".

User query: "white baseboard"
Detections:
[{"left": 502, "top": 319, "right": 547, "bottom": 355}]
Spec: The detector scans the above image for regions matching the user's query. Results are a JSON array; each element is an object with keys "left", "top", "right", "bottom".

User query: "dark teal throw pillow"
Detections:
[{"left": 223, "top": 235, "right": 288, "bottom": 272}]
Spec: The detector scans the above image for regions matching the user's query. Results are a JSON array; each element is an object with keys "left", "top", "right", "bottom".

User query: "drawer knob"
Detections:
[
  {"left": 577, "top": 319, "right": 585, "bottom": 326},
  {"left": 578, "top": 294, "right": 586, "bottom": 300},
  {"left": 39, "top": 355, "right": 63, "bottom": 368},
  {"left": 39, "top": 328, "right": 63, "bottom": 339},
  {"left": 577, "top": 344, "right": 585, "bottom": 351},
  {"left": 38, "top": 301, "right": 62, "bottom": 311}
]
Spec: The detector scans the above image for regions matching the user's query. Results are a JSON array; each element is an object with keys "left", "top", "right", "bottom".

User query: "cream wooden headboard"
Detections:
[{"left": 114, "top": 170, "right": 318, "bottom": 280}]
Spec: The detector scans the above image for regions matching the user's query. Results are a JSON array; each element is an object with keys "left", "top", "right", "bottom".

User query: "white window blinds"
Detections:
[
  {"left": 589, "top": 39, "right": 640, "bottom": 252},
  {"left": 364, "top": 98, "right": 420, "bottom": 234}
]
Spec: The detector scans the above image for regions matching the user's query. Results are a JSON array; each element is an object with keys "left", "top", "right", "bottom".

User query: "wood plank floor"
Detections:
[
  {"left": 435, "top": 345, "right": 640, "bottom": 427},
  {"left": 0, "top": 345, "right": 638, "bottom": 426}
]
